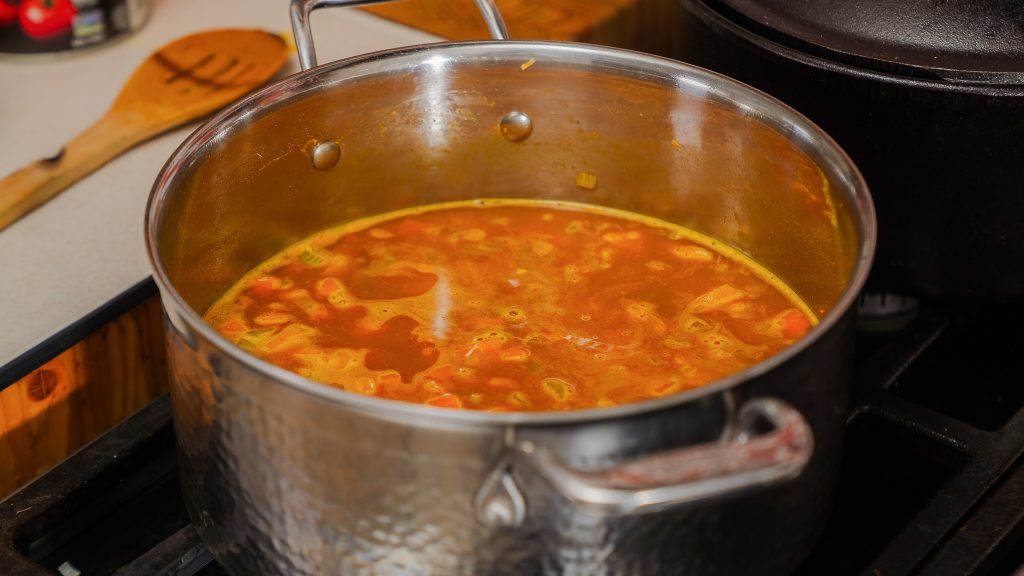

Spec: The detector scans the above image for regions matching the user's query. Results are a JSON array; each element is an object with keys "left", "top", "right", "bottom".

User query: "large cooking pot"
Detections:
[
  {"left": 673, "top": 0, "right": 1024, "bottom": 302},
  {"left": 145, "top": 0, "right": 875, "bottom": 574}
]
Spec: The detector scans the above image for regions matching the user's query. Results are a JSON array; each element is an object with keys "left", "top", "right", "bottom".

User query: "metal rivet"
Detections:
[
  {"left": 474, "top": 461, "right": 526, "bottom": 529},
  {"left": 311, "top": 141, "right": 341, "bottom": 171},
  {"left": 500, "top": 111, "right": 533, "bottom": 142}
]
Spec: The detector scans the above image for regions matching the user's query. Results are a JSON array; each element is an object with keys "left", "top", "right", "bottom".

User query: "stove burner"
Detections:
[
  {"left": 1, "top": 303, "right": 1022, "bottom": 576},
  {"left": 856, "top": 292, "right": 921, "bottom": 334}
]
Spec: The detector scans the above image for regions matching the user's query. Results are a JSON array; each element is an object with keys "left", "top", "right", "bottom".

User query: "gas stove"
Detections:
[{"left": 1, "top": 297, "right": 1022, "bottom": 576}]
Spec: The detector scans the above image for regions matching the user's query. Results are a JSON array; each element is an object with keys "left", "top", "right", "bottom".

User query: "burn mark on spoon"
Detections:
[
  {"left": 153, "top": 51, "right": 260, "bottom": 91},
  {"left": 206, "top": 57, "right": 240, "bottom": 84},
  {"left": 161, "top": 52, "right": 216, "bottom": 84},
  {"left": 212, "top": 62, "right": 257, "bottom": 91}
]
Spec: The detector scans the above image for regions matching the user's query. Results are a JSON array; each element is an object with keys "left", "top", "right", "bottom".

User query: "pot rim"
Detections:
[{"left": 145, "top": 40, "right": 876, "bottom": 428}]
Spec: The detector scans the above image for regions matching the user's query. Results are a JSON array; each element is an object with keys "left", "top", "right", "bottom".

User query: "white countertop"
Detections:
[{"left": 0, "top": 0, "right": 439, "bottom": 372}]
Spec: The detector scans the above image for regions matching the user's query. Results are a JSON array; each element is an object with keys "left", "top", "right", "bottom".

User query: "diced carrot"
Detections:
[
  {"left": 426, "top": 394, "right": 463, "bottom": 409},
  {"left": 305, "top": 304, "right": 330, "bottom": 322},
  {"left": 217, "top": 320, "right": 246, "bottom": 338},
  {"left": 397, "top": 218, "right": 429, "bottom": 236},
  {"left": 428, "top": 365, "right": 455, "bottom": 381},
  {"left": 499, "top": 344, "right": 530, "bottom": 362},
  {"left": 315, "top": 277, "right": 343, "bottom": 299},
  {"left": 248, "top": 276, "right": 279, "bottom": 298},
  {"left": 322, "top": 254, "right": 351, "bottom": 277},
  {"left": 781, "top": 310, "right": 812, "bottom": 339},
  {"left": 475, "top": 340, "right": 503, "bottom": 355}
]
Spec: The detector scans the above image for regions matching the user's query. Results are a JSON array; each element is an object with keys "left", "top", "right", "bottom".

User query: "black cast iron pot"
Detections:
[{"left": 675, "top": 0, "right": 1024, "bottom": 302}]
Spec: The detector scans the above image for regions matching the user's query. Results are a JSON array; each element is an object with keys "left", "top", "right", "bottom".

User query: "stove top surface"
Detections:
[{"left": 2, "top": 303, "right": 1022, "bottom": 576}]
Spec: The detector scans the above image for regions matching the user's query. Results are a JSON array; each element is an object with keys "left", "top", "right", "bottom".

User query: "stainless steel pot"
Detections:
[{"left": 145, "top": 1, "right": 875, "bottom": 574}]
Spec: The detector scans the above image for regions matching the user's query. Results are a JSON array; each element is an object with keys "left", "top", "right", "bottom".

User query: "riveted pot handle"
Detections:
[
  {"left": 519, "top": 398, "right": 814, "bottom": 517},
  {"left": 290, "top": 0, "right": 509, "bottom": 70}
]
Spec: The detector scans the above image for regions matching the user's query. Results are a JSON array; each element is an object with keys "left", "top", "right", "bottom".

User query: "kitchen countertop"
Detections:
[{"left": 0, "top": 0, "right": 439, "bottom": 376}]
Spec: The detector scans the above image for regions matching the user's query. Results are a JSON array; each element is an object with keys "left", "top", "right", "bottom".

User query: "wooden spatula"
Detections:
[{"left": 0, "top": 28, "right": 289, "bottom": 231}]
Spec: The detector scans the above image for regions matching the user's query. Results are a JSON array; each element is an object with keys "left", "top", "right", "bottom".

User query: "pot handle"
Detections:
[
  {"left": 518, "top": 398, "right": 813, "bottom": 516},
  {"left": 290, "top": 0, "right": 510, "bottom": 70}
]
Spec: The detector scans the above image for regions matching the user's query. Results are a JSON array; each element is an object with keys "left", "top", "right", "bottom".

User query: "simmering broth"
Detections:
[{"left": 204, "top": 200, "right": 815, "bottom": 411}]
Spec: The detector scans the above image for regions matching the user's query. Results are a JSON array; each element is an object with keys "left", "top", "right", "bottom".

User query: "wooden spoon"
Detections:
[{"left": 0, "top": 28, "right": 288, "bottom": 231}]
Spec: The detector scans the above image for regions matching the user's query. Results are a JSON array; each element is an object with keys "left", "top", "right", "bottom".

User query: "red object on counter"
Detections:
[
  {"left": 18, "top": 0, "right": 75, "bottom": 39},
  {"left": 0, "top": 0, "right": 20, "bottom": 27}
]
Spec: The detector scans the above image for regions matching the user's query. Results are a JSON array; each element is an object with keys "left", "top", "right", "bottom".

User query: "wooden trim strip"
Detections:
[{"left": 0, "top": 294, "right": 167, "bottom": 499}]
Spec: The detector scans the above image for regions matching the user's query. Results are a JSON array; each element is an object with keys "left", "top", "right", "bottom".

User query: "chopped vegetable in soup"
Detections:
[{"left": 204, "top": 199, "right": 816, "bottom": 412}]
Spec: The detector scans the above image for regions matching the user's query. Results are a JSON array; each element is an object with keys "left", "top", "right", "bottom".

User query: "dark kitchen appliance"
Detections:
[
  {"left": 0, "top": 0, "right": 150, "bottom": 55},
  {"left": 1, "top": 288, "right": 1022, "bottom": 575},
  {"left": 674, "top": 0, "right": 1024, "bottom": 302}
]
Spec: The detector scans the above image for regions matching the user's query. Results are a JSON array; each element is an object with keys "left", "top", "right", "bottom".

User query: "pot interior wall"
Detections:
[{"left": 154, "top": 45, "right": 863, "bottom": 320}]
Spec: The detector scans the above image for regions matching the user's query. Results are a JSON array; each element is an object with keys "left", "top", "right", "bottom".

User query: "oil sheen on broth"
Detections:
[{"left": 204, "top": 200, "right": 816, "bottom": 412}]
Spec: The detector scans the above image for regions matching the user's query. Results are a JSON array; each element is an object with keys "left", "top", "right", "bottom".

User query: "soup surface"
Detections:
[{"left": 204, "top": 200, "right": 815, "bottom": 412}]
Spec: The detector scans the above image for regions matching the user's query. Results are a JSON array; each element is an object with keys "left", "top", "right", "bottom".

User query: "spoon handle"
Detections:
[{"left": 0, "top": 113, "right": 148, "bottom": 231}]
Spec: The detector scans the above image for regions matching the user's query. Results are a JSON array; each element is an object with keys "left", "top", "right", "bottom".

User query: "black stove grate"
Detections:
[
  {"left": 1, "top": 305, "right": 1022, "bottom": 576},
  {"left": 799, "top": 306, "right": 1024, "bottom": 575},
  {"left": 0, "top": 399, "right": 217, "bottom": 576}
]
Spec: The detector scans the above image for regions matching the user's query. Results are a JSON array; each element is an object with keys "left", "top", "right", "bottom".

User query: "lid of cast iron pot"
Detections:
[{"left": 708, "top": 0, "right": 1024, "bottom": 84}]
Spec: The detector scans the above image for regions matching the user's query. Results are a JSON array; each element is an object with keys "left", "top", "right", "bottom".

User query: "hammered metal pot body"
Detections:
[
  {"left": 166, "top": 310, "right": 853, "bottom": 575},
  {"left": 147, "top": 42, "right": 874, "bottom": 575}
]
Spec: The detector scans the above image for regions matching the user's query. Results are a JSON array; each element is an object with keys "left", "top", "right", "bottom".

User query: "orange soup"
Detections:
[{"left": 204, "top": 200, "right": 815, "bottom": 412}]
